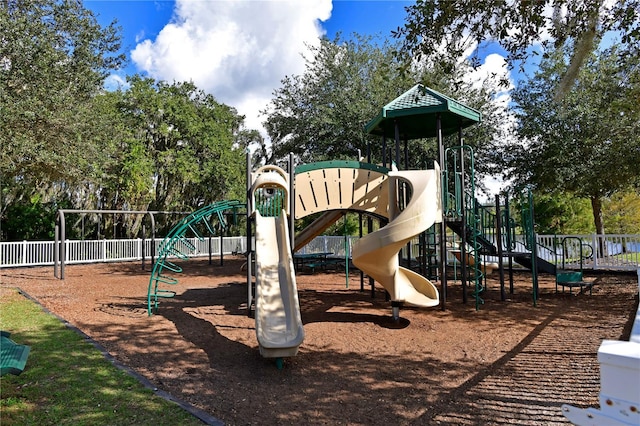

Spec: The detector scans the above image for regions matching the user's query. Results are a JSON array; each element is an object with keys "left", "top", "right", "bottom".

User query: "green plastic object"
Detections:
[
  {"left": 295, "top": 160, "right": 389, "bottom": 175},
  {"left": 557, "top": 271, "right": 583, "bottom": 283},
  {"left": 1, "top": 333, "right": 31, "bottom": 376},
  {"left": 364, "top": 84, "right": 481, "bottom": 139},
  {"left": 147, "top": 200, "right": 245, "bottom": 315},
  {"left": 254, "top": 187, "right": 286, "bottom": 218}
]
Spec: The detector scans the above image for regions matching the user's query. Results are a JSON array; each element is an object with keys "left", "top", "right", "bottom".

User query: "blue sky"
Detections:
[
  {"left": 82, "top": 1, "right": 427, "bottom": 129},
  {"left": 83, "top": 0, "right": 510, "bottom": 136}
]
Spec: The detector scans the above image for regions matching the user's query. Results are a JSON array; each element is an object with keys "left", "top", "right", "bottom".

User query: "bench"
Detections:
[{"left": 1, "top": 331, "right": 31, "bottom": 376}]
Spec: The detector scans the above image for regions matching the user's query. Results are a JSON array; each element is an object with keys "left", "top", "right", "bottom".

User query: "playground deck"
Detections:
[{"left": 1, "top": 258, "right": 637, "bottom": 425}]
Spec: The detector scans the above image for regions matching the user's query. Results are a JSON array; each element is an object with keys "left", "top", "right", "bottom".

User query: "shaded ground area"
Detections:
[{"left": 1, "top": 257, "right": 637, "bottom": 425}]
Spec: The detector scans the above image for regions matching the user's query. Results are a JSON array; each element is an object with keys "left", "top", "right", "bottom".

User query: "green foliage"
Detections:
[
  {"left": 2, "top": 197, "right": 59, "bottom": 240},
  {"left": 0, "top": 0, "right": 124, "bottom": 192},
  {"left": 394, "top": 0, "right": 640, "bottom": 96},
  {"left": 73, "top": 77, "right": 248, "bottom": 237},
  {"left": 0, "top": 290, "right": 202, "bottom": 425},
  {"left": 532, "top": 192, "right": 594, "bottom": 234},
  {"left": 263, "top": 34, "right": 413, "bottom": 165},
  {"left": 603, "top": 189, "right": 640, "bottom": 234},
  {"left": 323, "top": 212, "right": 361, "bottom": 236},
  {"left": 506, "top": 45, "right": 640, "bottom": 233},
  {"left": 118, "top": 76, "right": 246, "bottom": 211}
]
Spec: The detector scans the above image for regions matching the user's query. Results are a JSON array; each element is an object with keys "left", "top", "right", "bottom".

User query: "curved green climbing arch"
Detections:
[{"left": 147, "top": 200, "right": 245, "bottom": 315}]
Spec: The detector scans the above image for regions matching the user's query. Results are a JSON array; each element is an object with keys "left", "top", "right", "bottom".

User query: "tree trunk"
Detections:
[{"left": 591, "top": 196, "right": 605, "bottom": 256}]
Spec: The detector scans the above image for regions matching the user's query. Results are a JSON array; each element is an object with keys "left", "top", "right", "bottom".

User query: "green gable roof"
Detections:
[{"left": 364, "top": 84, "right": 482, "bottom": 139}]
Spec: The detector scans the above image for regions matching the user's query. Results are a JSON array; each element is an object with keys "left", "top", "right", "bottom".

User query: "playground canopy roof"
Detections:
[{"left": 364, "top": 84, "right": 482, "bottom": 139}]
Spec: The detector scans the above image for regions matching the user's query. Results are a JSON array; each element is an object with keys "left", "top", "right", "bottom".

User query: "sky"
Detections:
[
  {"left": 85, "top": 0, "right": 512, "bottom": 136},
  {"left": 86, "top": 1, "right": 416, "bottom": 131}
]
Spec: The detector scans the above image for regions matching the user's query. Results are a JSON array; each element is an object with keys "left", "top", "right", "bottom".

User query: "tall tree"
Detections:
[
  {"left": 263, "top": 33, "right": 508, "bottom": 190},
  {"left": 394, "top": 0, "right": 640, "bottom": 98},
  {"left": 506, "top": 45, "right": 640, "bottom": 234},
  {"left": 263, "top": 34, "right": 412, "bottom": 165},
  {"left": 56, "top": 77, "right": 249, "bottom": 238},
  {"left": 0, "top": 0, "right": 124, "bottom": 191},
  {"left": 0, "top": 0, "right": 124, "bottom": 236},
  {"left": 116, "top": 77, "right": 247, "bottom": 212}
]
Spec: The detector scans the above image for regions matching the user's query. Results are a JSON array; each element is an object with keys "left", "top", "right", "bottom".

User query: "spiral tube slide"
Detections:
[{"left": 352, "top": 165, "right": 442, "bottom": 307}]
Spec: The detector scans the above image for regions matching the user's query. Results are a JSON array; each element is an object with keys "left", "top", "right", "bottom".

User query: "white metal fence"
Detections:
[
  {"left": 1, "top": 234, "right": 639, "bottom": 271},
  {"left": 535, "top": 234, "right": 640, "bottom": 271},
  {"left": 297, "top": 235, "right": 358, "bottom": 259},
  {"left": 0, "top": 236, "right": 247, "bottom": 268}
]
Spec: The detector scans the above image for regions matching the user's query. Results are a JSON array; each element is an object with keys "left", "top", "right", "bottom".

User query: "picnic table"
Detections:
[{"left": 293, "top": 252, "right": 338, "bottom": 272}]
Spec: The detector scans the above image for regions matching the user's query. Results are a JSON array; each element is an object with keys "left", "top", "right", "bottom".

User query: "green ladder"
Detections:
[{"left": 147, "top": 200, "right": 245, "bottom": 315}]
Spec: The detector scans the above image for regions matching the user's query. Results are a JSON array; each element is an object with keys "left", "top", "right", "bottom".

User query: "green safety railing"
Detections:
[
  {"left": 444, "top": 145, "right": 484, "bottom": 310},
  {"left": 520, "top": 189, "right": 540, "bottom": 304},
  {"left": 147, "top": 200, "right": 245, "bottom": 315},
  {"left": 254, "top": 187, "right": 286, "bottom": 218}
]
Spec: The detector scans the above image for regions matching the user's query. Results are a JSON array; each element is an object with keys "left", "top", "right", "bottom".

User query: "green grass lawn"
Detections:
[
  {"left": 0, "top": 289, "right": 204, "bottom": 425},
  {"left": 609, "top": 251, "right": 640, "bottom": 263}
]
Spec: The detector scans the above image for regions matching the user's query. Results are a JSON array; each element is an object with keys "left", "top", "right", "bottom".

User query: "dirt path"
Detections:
[{"left": 1, "top": 258, "right": 637, "bottom": 425}]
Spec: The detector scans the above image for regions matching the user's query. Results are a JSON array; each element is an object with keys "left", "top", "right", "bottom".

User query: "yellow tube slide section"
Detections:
[{"left": 352, "top": 165, "right": 442, "bottom": 307}]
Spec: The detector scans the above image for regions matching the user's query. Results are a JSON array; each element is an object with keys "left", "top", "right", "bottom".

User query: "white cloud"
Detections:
[
  {"left": 463, "top": 52, "right": 517, "bottom": 200},
  {"left": 466, "top": 53, "right": 514, "bottom": 93},
  {"left": 103, "top": 74, "right": 130, "bottom": 91},
  {"left": 131, "top": 0, "right": 332, "bottom": 133}
]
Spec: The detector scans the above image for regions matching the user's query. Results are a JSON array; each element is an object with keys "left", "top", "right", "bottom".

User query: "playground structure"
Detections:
[
  {"left": 145, "top": 84, "right": 607, "bottom": 365},
  {"left": 242, "top": 158, "right": 444, "bottom": 366},
  {"left": 350, "top": 166, "right": 441, "bottom": 313},
  {"left": 53, "top": 209, "right": 187, "bottom": 280},
  {"left": 8, "top": 84, "right": 627, "bottom": 421},
  {"left": 451, "top": 190, "right": 597, "bottom": 305},
  {"left": 147, "top": 200, "right": 245, "bottom": 314},
  {"left": 292, "top": 160, "right": 442, "bottom": 312}
]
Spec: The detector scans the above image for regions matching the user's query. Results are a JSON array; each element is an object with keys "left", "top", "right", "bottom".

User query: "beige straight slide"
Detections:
[{"left": 254, "top": 210, "right": 305, "bottom": 359}]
